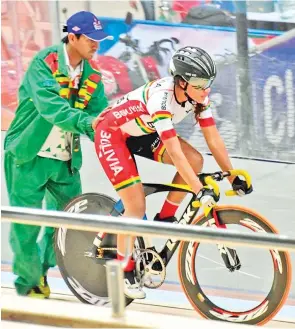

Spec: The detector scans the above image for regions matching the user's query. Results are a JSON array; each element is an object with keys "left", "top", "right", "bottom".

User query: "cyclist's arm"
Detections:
[
  {"left": 201, "top": 124, "right": 235, "bottom": 184},
  {"left": 147, "top": 92, "right": 202, "bottom": 194},
  {"left": 162, "top": 135, "right": 203, "bottom": 194}
]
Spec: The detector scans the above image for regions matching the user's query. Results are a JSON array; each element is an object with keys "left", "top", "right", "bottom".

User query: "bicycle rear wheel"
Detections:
[
  {"left": 54, "top": 193, "right": 145, "bottom": 306},
  {"left": 178, "top": 205, "right": 292, "bottom": 325}
]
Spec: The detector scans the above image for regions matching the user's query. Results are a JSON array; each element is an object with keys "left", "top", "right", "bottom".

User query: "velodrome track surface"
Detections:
[{"left": 1, "top": 285, "right": 294, "bottom": 328}]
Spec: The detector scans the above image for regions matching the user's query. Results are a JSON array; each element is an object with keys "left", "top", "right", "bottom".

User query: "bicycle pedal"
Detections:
[{"left": 135, "top": 249, "right": 166, "bottom": 289}]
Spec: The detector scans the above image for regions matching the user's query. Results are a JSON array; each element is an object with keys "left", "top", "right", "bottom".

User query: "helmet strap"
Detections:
[
  {"left": 179, "top": 81, "right": 197, "bottom": 106},
  {"left": 184, "top": 82, "right": 197, "bottom": 106},
  {"left": 184, "top": 92, "right": 197, "bottom": 106},
  {"left": 179, "top": 80, "right": 197, "bottom": 106}
]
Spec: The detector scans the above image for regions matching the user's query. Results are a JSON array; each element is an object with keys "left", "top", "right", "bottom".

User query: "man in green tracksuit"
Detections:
[{"left": 4, "top": 11, "right": 113, "bottom": 298}]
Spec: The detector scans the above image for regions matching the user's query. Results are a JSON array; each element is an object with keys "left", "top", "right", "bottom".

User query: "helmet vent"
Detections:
[{"left": 169, "top": 46, "right": 217, "bottom": 81}]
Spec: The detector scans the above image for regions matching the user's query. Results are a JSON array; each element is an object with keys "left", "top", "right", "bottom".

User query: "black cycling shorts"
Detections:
[{"left": 126, "top": 132, "right": 166, "bottom": 163}]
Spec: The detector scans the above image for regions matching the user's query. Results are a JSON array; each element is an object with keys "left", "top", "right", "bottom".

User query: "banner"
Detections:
[
  {"left": 2, "top": 11, "right": 293, "bottom": 162},
  {"left": 250, "top": 37, "right": 295, "bottom": 161},
  {"left": 1, "top": 0, "right": 52, "bottom": 131},
  {"left": 97, "top": 21, "right": 295, "bottom": 162}
]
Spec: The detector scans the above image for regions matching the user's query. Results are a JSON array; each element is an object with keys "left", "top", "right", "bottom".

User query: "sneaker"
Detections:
[
  {"left": 124, "top": 270, "right": 146, "bottom": 299},
  {"left": 26, "top": 286, "right": 46, "bottom": 299},
  {"left": 154, "top": 213, "right": 178, "bottom": 223},
  {"left": 39, "top": 275, "right": 50, "bottom": 298}
]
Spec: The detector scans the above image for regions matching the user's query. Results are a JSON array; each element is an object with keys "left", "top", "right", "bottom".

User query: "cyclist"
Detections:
[{"left": 94, "top": 46, "right": 253, "bottom": 299}]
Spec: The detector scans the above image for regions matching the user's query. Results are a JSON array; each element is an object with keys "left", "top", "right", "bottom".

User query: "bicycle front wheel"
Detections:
[{"left": 178, "top": 205, "right": 292, "bottom": 325}]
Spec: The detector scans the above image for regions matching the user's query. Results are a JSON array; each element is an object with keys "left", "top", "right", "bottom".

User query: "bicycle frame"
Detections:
[
  {"left": 107, "top": 169, "right": 251, "bottom": 270},
  {"left": 56, "top": 168, "right": 291, "bottom": 324},
  {"left": 141, "top": 183, "right": 199, "bottom": 266}
]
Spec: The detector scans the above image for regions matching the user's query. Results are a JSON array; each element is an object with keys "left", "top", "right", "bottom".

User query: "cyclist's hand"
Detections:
[
  {"left": 232, "top": 176, "right": 253, "bottom": 196},
  {"left": 197, "top": 187, "right": 220, "bottom": 208}
]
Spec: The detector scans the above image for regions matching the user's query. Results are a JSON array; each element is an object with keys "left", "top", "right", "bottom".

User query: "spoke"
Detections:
[
  {"left": 198, "top": 254, "right": 261, "bottom": 279},
  {"left": 201, "top": 267, "right": 225, "bottom": 271},
  {"left": 198, "top": 254, "right": 225, "bottom": 267},
  {"left": 235, "top": 270, "right": 261, "bottom": 279}
]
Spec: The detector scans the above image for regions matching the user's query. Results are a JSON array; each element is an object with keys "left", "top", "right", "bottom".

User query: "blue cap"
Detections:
[{"left": 65, "top": 11, "right": 113, "bottom": 42}]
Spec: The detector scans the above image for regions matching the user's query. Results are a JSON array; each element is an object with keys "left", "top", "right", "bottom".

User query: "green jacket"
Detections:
[{"left": 4, "top": 43, "right": 108, "bottom": 169}]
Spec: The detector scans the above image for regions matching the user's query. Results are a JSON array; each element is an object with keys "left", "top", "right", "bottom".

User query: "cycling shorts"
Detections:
[{"left": 95, "top": 123, "right": 166, "bottom": 192}]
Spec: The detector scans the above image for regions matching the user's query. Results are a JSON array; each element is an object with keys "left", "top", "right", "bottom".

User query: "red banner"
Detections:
[{"left": 1, "top": 0, "right": 52, "bottom": 130}]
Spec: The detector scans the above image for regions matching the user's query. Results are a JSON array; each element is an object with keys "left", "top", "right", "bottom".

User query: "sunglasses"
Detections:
[{"left": 189, "top": 77, "right": 214, "bottom": 90}]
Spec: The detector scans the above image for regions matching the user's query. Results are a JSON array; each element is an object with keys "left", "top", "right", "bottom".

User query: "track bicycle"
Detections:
[{"left": 54, "top": 169, "right": 292, "bottom": 325}]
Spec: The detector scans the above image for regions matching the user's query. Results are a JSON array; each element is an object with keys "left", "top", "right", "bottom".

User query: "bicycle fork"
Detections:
[{"left": 211, "top": 209, "right": 241, "bottom": 272}]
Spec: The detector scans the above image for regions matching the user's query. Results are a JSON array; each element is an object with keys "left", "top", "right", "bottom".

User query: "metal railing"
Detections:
[{"left": 2, "top": 205, "right": 295, "bottom": 318}]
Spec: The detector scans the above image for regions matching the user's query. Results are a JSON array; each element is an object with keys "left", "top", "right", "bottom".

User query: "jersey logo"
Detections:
[
  {"left": 115, "top": 95, "right": 128, "bottom": 106},
  {"left": 99, "top": 130, "right": 124, "bottom": 177},
  {"left": 151, "top": 136, "right": 161, "bottom": 152},
  {"left": 161, "top": 91, "right": 169, "bottom": 110},
  {"left": 147, "top": 121, "right": 155, "bottom": 129}
]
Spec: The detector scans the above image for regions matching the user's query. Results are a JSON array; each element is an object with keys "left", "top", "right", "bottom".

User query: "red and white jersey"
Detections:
[{"left": 102, "top": 77, "right": 215, "bottom": 141}]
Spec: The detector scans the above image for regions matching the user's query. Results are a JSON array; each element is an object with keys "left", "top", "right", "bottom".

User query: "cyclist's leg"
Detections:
[
  {"left": 116, "top": 183, "right": 146, "bottom": 260},
  {"left": 95, "top": 125, "right": 146, "bottom": 298},
  {"left": 160, "top": 136, "right": 203, "bottom": 217},
  {"left": 127, "top": 133, "right": 203, "bottom": 219}
]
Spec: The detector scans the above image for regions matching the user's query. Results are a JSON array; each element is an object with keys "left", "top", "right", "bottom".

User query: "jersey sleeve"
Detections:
[
  {"left": 146, "top": 91, "right": 177, "bottom": 140},
  {"left": 198, "top": 102, "right": 215, "bottom": 128}
]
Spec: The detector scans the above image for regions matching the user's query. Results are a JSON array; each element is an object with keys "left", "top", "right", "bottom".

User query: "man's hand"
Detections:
[
  {"left": 92, "top": 115, "right": 104, "bottom": 130},
  {"left": 232, "top": 176, "right": 253, "bottom": 196},
  {"left": 92, "top": 106, "right": 113, "bottom": 130}
]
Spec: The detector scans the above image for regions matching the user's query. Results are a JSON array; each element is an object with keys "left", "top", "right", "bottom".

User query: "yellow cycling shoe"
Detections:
[
  {"left": 26, "top": 286, "right": 46, "bottom": 299},
  {"left": 39, "top": 275, "right": 51, "bottom": 298}
]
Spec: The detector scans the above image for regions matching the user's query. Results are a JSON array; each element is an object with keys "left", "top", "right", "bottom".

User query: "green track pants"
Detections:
[{"left": 4, "top": 153, "right": 82, "bottom": 295}]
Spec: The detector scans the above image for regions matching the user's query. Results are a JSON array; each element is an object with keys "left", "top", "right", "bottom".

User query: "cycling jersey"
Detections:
[
  {"left": 98, "top": 77, "right": 214, "bottom": 140},
  {"left": 94, "top": 77, "right": 215, "bottom": 191}
]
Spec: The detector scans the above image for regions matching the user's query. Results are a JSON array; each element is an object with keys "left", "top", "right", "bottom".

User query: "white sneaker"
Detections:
[{"left": 124, "top": 270, "right": 146, "bottom": 299}]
